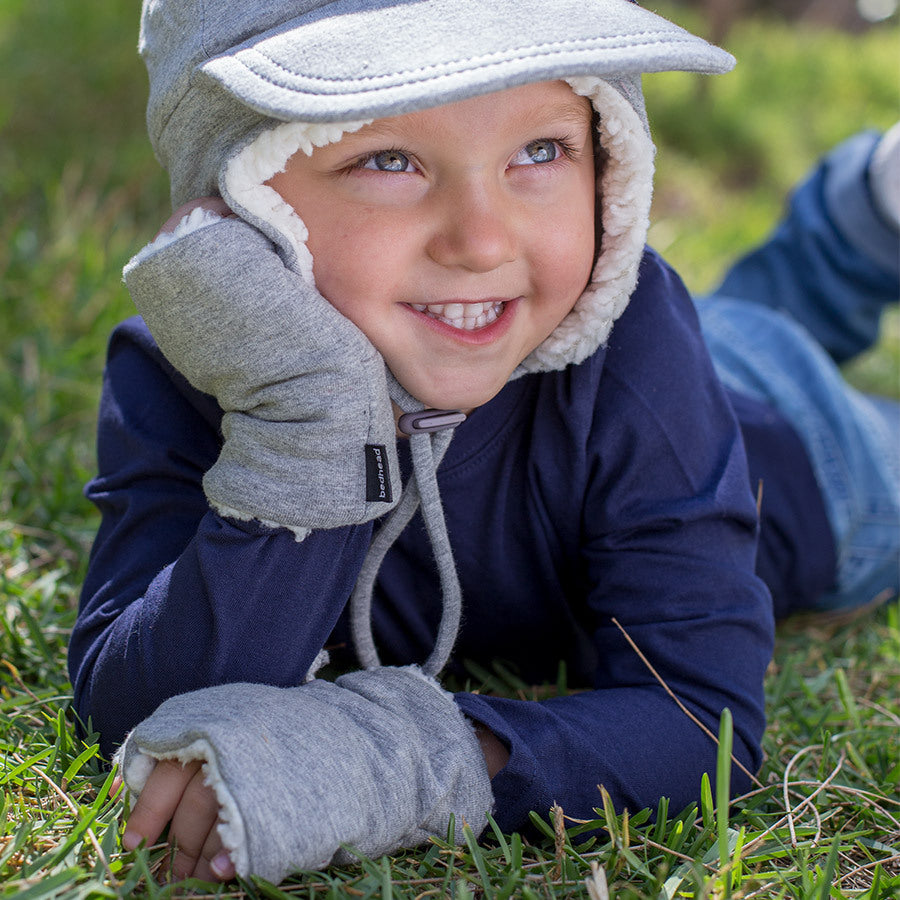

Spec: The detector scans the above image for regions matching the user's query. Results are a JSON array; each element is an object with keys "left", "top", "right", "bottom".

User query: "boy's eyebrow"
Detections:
[
  {"left": 512, "top": 98, "right": 594, "bottom": 135},
  {"left": 349, "top": 95, "right": 593, "bottom": 144}
]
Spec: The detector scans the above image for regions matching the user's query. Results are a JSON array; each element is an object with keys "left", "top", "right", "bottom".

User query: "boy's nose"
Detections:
[{"left": 426, "top": 183, "right": 517, "bottom": 273}]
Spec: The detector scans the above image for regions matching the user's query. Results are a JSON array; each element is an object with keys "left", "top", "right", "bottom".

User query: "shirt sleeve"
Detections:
[
  {"left": 68, "top": 317, "right": 372, "bottom": 758},
  {"left": 456, "top": 253, "right": 774, "bottom": 831}
]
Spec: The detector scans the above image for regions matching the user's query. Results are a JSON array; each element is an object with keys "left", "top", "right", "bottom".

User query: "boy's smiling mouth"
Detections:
[{"left": 409, "top": 300, "right": 506, "bottom": 331}]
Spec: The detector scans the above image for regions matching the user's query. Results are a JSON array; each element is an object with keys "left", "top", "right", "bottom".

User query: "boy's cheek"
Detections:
[
  {"left": 306, "top": 233, "right": 397, "bottom": 320},
  {"left": 306, "top": 251, "right": 365, "bottom": 320}
]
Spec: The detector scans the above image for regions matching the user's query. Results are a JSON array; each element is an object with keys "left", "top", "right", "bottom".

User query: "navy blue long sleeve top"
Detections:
[{"left": 70, "top": 248, "right": 833, "bottom": 831}]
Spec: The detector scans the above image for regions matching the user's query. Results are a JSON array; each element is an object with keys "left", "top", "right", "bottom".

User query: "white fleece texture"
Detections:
[
  {"left": 220, "top": 80, "right": 654, "bottom": 375},
  {"left": 211, "top": 501, "right": 312, "bottom": 542}
]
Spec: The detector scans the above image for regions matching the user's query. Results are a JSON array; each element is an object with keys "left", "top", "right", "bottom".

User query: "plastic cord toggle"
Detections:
[{"left": 397, "top": 409, "right": 467, "bottom": 435}]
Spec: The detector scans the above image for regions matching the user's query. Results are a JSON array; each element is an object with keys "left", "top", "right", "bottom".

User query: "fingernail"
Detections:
[
  {"left": 122, "top": 830, "right": 140, "bottom": 851},
  {"left": 210, "top": 851, "right": 234, "bottom": 879}
]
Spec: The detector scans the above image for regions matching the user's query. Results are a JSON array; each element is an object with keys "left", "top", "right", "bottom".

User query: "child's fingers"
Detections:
[
  {"left": 193, "top": 827, "right": 235, "bottom": 883},
  {"left": 209, "top": 847, "right": 235, "bottom": 881},
  {"left": 122, "top": 759, "right": 201, "bottom": 852},
  {"left": 165, "top": 764, "right": 223, "bottom": 881}
]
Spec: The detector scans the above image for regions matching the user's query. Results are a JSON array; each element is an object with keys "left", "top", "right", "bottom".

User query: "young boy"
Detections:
[{"left": 68, "top": 0, "right": 899, "bottom": 885}]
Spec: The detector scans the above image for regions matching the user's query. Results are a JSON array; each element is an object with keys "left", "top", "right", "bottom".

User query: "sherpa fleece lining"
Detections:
[
  {"left": 123, "top": 206, "right": 224, "bottom": 272},
  {"left": 220, "top": 78, "right": 654, "bottom": 375}
]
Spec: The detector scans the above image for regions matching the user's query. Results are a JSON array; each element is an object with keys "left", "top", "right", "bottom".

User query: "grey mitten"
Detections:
[
  {"left": 123, "top": 213, "right": 399, "bottom": 534},
  {"left": 117, "top": 666, "right": 495, "bottom": 884}
]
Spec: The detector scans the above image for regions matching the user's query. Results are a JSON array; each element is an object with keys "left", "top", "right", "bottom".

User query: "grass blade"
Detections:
[{"left": 716, "top": 707, "right": 734, "bottom": 897}]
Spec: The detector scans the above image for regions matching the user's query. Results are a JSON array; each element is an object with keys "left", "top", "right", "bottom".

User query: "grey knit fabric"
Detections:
[
  {"left": 124, "top": 215, "right": 399, "bottom": 531},
  {"left": 118, "top": 667, "right": 495, "bottom": 884}
]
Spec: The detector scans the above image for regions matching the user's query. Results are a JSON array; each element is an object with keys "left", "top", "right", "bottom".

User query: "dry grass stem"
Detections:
[
  {"left": 585, "top": 860, "right": 611, "bottom": 900},
  {"left": 611, "top": 616, "right": 762, "bottom": 787},
  {"left": 782, "top": 745, "right": 845, "bottom": 847}
]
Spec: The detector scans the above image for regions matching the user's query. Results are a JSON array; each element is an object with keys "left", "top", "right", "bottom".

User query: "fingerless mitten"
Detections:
[
  {"left": 117, "top": 666, "right": 495, "bottom": 884},
  {"left": 124, "top": 215, "right": 400, "bottom": 535}
]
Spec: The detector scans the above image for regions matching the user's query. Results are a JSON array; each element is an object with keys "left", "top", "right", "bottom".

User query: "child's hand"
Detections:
[
  {"left": 116, "top": 668, "right": 494, "bottom": 885},
  {"left": 122, "top": 207, "right": 402, "bottom": 536},
  {"left": 122, "top": 759, "right": 235, "bottom": 882}
]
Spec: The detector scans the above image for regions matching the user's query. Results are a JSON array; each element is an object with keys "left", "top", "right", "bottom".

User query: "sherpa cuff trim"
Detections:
[
  {"left": 211, "top": 500, "right": 313, "bottom": 543},
  {"left": 117, "top": 737, "right": 250, "bottom": 877}
]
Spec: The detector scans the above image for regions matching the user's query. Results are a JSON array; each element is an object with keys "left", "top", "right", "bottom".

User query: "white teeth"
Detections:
[{"left": 411, "top": 300, "right": 505, "bottom": 330}]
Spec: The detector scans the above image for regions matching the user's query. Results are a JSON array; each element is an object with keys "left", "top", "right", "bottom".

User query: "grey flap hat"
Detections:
[
  {"left": 138, "top": 0, "right": 737, "bottom": 374},
  {"left": 138, "top": 0, "right": 736, "bottom": 374},
  {"left": 197, "top": 0, "right": 733, "bottom": 122},
  {"left": 140, "top": 0, "right": 734, "bottom": 203}
]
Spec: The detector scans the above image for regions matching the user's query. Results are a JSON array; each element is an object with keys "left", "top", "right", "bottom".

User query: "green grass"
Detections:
[{"left": 1, "top": 3, "right": 899, "bottom": 897}]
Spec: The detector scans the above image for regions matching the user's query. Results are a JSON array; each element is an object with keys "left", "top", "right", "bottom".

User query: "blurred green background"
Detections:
[{"left": 0, "top": 0, "right": 898, "bottom": 558}]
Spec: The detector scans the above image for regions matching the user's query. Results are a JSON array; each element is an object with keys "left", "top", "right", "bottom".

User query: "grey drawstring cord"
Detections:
[
  {"left": 349, "top": 380, "right": 464, "bottom": 678},
  {"left": 410, "top": 428, "right": 462, "bottom": 675}
]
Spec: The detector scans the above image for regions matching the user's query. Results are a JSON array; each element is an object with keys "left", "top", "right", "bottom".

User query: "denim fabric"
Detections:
[
  {"left": 696, "top": 134, "right": 900, "bottom": 610},
  {"left": 709, "top": 132, "right": 899, "bottom": 364},
  {"left": 698, "top": 298, "right": 899, "bottom": 610}
]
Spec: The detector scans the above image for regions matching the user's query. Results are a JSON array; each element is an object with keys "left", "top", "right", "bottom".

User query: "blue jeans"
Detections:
[{"left": 697, "top": 131, "right": 900, "bottom": 610}]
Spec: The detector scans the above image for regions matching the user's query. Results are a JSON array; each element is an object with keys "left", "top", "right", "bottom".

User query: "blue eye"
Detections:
[
  {"left": 363, "top": 150, "right": 414, "bottom": 172},
  {"left": 511, "top": 139, "right": 560, "bottom": 166}
]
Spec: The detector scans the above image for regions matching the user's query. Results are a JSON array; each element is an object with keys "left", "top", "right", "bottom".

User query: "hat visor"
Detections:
[{"left": 198, "top": 0, "right": 734, "bottom": 123}]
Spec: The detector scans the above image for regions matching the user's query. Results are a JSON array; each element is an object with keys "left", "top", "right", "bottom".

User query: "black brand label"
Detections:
[{"left": 364, "top": 444, "right": 392, "bottom": 503}]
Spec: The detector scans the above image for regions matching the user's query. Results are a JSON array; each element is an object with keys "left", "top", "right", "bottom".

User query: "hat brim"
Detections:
[{"left": 198, "top": 0, "right": 734, "bottom": 123}]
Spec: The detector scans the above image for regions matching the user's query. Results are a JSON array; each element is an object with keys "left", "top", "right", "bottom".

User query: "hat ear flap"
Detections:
[{"left": 218, "top": 118, "right": 371, "bottom": 279}]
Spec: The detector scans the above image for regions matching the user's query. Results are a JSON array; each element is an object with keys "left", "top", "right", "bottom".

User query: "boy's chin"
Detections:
[{"left": 392, "top": 374, "right": 507, "bottom": 418}]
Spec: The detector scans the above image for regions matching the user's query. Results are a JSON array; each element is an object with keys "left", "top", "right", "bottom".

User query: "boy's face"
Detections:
[{"left": 268, "top": 80, "right": 596, "bottom": 412}]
